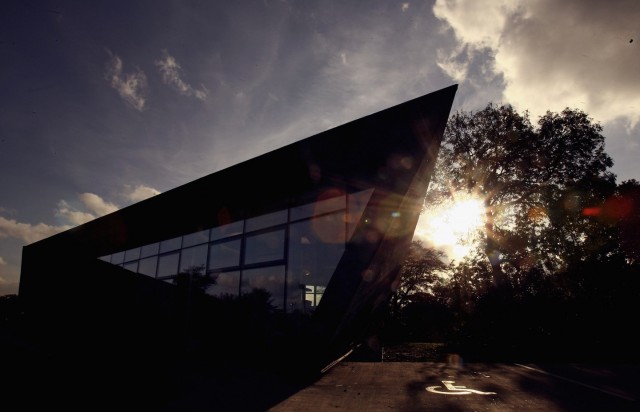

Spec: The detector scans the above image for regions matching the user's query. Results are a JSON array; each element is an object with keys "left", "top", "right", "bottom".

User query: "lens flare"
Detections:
[{"left": 415, "top": 195, "right": 485, "bottom": 262}]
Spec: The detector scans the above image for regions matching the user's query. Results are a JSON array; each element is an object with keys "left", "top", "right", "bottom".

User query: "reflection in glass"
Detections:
[
  {"left": 242, "top": 265, "right": 286, "bottom": 309},
  {"left": 160, "top": 236, "right": 182, "bottom": 253},
  {"left": 124, "top": 247, "right": 141, "bottom": 262},
  {"left": 347, "top": 188, "right": 374, "bottom": 240},
  {"left": 245, "top": 210, "right": 287, "bottom": 232},
  {"left": 141, "top": 242, "right": 160, "bottom": 258},
  {"left": 205, "top": 271, "right": 240, "bottom": 297},
  {"left": 288, "top": 212, "right": 345, "bottom": 312},
  {"left": 208, "top": 239, "right": 241, "bottom": 270},
  {"left": 182, "top": 229, "right": 210, "bottom": 248},
  {"left": 157, "top": 252, "right": 180, "bottom": 277},
  {"left": 124, "top": 261, "right": 138, "bottom": 272},
  {"left": 100, "top": 187, "right": 373, "bottom": 313},
  {"left": 111, "top": 251, "right": 125, "bottom": 264},
  {"left": 138, "top": 256, "right": 157, "bottom": 278},
  {"left": 210, "top": 221, "right": 243, "bottom": 241},
  {"left": 245, "top": 229, "right": 285, "bottom": 265},
  {"left": 291, "top": 193, "right": 345, "bottom": 221},
  {"left": 179, "top": 244, "right": 207, "bottom": 274},
  {"left": 305, "top": 285, "right": 325, "bottom": 307}
]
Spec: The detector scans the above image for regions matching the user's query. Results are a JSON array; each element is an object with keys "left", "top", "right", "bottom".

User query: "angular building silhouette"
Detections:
[{"left": 19, "top": 85, "right": 457, "bottom": 378}]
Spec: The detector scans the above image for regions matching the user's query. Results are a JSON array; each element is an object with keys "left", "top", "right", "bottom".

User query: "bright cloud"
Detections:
[
  {"left": 0, "top": 216, "right": 70, "bottom": 244},
  {"left": 0, "top": 186, "right": 158, "bottom": 247},
  {"left": 105, "top": 50, "right": 148, "bottom": 111},
  {"left": 123, "top": 184, "right": 161, "bottom": 202},
  {"left": 55, "top": 200, "right": 96, "bottom": 226},
  {"left": 434, "top": 0, "right": 640, "bottom": 128},
  {"left": 79, "top": 193, "right": 118, "bottom": 216},
  {"left": 155, "top": 50, "right": 208, "bottom": 101},
  {"left": 402, "top": 3, "right": 410, "bottom": 12},
  {"left": 55, "top": 193, "right": 119, "bottom": 226}
]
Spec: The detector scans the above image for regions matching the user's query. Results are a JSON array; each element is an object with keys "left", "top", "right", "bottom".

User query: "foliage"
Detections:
[
  {"left": 429, "top": 103, "right": 618, "bottom": 284},
  {"left": 386, "top": 104, "right": 640, "bottom": 361}
]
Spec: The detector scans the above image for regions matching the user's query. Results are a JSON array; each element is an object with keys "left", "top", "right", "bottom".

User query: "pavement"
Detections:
[
  {"left": 3, "top": 327, "right": 639, "bottom": 411},
  {"left": 269, "top": 360, "right": 639, "bottom": 411}
]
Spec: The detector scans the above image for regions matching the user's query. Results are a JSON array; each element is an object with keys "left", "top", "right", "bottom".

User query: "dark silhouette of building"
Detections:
[{"left": 17, "top": 85, "right": 457, "bottom": 407}]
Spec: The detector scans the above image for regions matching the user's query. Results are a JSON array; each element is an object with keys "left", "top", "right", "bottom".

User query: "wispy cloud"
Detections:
[
  {"left": 433, "top": 0, "right": 640, "bottom": 128},
  {"left": 105, "top": 50, "right": 148, "bottom": 111},
  {"left": 402, "top": 3, "right": 410, "bottom": 12},
  {"left": 122, "top": 184, "right": 161, "bottom": 203},
  {"left": 155, "top": 50, "right": 208, "bottom": 101}
]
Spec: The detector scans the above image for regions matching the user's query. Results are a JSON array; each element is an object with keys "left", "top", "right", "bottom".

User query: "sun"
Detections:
[{"left": 414, "top": 195, "right": 486, "bottom": 262}]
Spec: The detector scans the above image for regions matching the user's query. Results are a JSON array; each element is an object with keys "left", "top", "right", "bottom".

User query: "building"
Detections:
[{"left": 18, "top": 85, "right": 457, "bottom": 380}]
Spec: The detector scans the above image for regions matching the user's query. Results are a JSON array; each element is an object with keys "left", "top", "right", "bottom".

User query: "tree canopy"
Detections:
[
  {"left": 387, "top": 104, "right": 640, "bottom": 362},
  {"left": 427, "top": 104, "right": 621, "bottom": 284}
]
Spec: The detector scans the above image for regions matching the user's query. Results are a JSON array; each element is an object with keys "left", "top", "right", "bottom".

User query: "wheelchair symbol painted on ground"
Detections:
[{"left": 426, "top": 380, "right": 496, "bottom": 395}]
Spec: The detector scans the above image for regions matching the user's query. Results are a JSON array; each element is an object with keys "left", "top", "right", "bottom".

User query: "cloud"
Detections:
[
  {"left": 402, "top": 3, "right": 410, "bottom": 12},
  {"left": 55, "top": 200, "right": 96, "bottom": 226},
  {"left": 0, "top": 185, "right": 157, "bottom": 247},
  {"left": 433, "top": 0, "right": 640, "bottom": 128},
  {"left": 0, "top": 256, "right": 6, "bottom": 266},
  {"left": 155, "top": 50, "right": 208, "bottom": 101},
  {"left": 0, "top": 216, "right": 70, "bottom": 244},
  {"left": 105, "top": 50, "right": 148, "bottom": 111},
  {"left": 122, "top": 184, "right": 161, "bottom": 203},
  {"left": 79, "top": 193, "right": 118, "bottom": 216},
  {"left": 340, "top": 52, "right": 348, "bottom": 66},
  {"left": 55, "top": 192, "right": 119, "bottom": 226}
]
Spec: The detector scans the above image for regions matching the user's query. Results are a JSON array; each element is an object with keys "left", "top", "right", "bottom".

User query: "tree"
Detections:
[
  {"left": 428, "top": 104, "right": 617, "bottom": 288},
  {"left": 388, "top": 240, "right": 448, "bottom": 317},
  {"left": 383, "top": 241, "right": 451, "bottom": 342},
  {"left": 391, "top": 104, "right": 640, "bottom": 361}
]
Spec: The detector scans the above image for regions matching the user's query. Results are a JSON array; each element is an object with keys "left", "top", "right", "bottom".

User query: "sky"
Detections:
[{"left": 1, "top": 0, "right": 638, "bottom": 296}]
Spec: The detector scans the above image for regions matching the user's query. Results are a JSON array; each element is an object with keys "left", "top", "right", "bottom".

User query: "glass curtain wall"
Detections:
[{"left": 99, "top": 188, "right": 373, "bottom": 313}]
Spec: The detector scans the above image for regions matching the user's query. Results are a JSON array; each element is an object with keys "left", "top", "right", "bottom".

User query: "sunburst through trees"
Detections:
[{"left": 390, "top": 103, "right": 640, "bottom": 361}]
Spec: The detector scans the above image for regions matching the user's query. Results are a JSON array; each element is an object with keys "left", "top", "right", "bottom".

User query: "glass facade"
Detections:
[{"left": 99, "top": 188, "right": 373, "bottom": 312}]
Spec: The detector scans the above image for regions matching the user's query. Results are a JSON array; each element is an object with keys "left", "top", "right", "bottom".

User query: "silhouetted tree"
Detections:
[
  {"left": 388, "top": 241, "right": 448, "bottom": 317},
  {"left": 389, "top": 104, "right": 640, "bottom": 361},
  {"left": 428, "top": 104, "right": 617, "bottom": 288}
]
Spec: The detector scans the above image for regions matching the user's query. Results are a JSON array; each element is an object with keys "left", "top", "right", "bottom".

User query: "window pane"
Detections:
[
  {"left": 208, "top": 239, "right": 241, "bottom": 270},
  {"left": 160, "top": 236, "right": 182, "bottom": 253},
  {"left": 123, "top": 261, "right": 138, "bottom": 273},
  {"left": 244, "top": 229, "right": 285, "bottom": 265},
  {"left": 138, "top": 256, "right": 157, "bottom": 278},
  {"left": 241, "top": 266, "right": 285, "bottom": 309},
  {"left": 288, "top": 213, "right": 345, "bottom": 313},
  {"left": 111, "top": 251, "right": 125, "bottom": 264},
  {"left": 245, "top": 210, "right": 287, "bottom": 232},
  {"left": 157, "top": 252, "right": 180, "bottom": 277},
  {"left": 182, "top": 229, "right": 210, "bottom": 248},
  {"left": 179, "top": 244, "right": 207, "bottom": 275},
  {"left": 124, "top": 247, "right": 141, "bottom": 262},
  {"left": 98, "top": 255, "right": 110, "bottom": 262},
  {"left": 291, "top": 193, "right": 346, "bottom": 221},
  {"left": 347, "top": 188, "right": 374, "bottom": 240},
  {"left": 141, "top": 242, "right": 160, "bottom": 258},
  {"left": 210, "top": 221, "right": 244, "bottom": 241},
  {"left": 205, "top": 271, "right": 240, "bottom": 297},
  {"left": 305, "top": 285, "right": 325, "bottom": 308}
]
